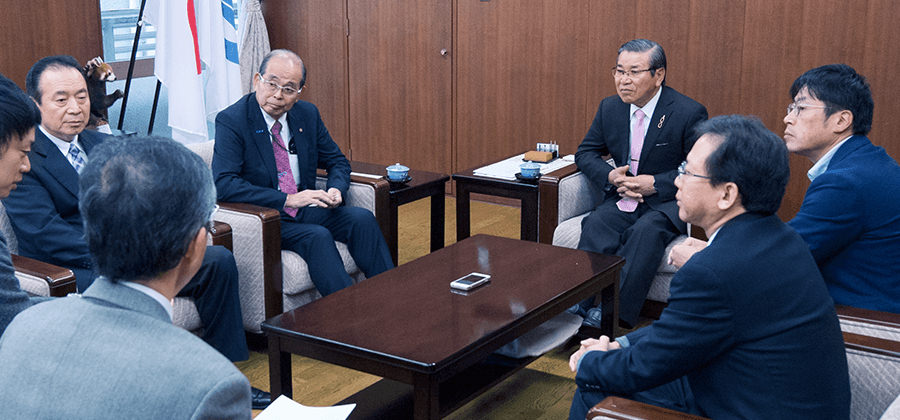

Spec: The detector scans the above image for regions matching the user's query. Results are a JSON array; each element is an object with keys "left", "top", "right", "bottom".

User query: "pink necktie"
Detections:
[
  {"left": 617, "top": 109, "right": 646, "bottom": 213},
  {"left": 271, "top": 121, "right": 298, "bottom": 217}
]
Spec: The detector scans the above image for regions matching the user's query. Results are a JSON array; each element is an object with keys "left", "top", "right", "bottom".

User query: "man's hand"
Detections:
[
  {"left": 284, "top": 189, "right": 341, "bottom": 209},
  {"left": 568, "top": 335, "right": 621, "bottom": 373},
  {"left": 609, "top": 165, "right": 656, "bottom": 201},
  {"left": 668, "top": 237, "right": 708, "bottom": 268}
]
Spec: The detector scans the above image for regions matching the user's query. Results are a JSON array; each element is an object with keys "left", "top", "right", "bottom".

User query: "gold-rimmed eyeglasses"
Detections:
[
  {"left": 258, "top": 74, "right": 301, "bottom": 97},
  {"left": 612, "top": 67, "right": 655, "bottom": 79}
]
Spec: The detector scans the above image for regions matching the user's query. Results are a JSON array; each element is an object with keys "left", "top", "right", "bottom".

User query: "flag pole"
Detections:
[
  {"left": 116, "top": 0, "right": 149, "bottom": 131},
  {"left": 147, "top": 80, "right": 162, "bottom": 134}
]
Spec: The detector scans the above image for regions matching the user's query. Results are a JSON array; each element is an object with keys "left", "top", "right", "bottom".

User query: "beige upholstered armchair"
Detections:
[
  {"left": 0, "top": 201, "right": 230, "bottom": 333},
  {"left": 836, "top": 305, "right": 900, "bottom": 420},
  {"left": 537, "top": 164, "right": 688, "bottom": 317},
  {"left": 186, "top": 141, "right": 390, "bottom": 334}
]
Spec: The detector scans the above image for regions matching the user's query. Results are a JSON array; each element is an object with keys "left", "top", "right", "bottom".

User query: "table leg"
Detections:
[
  {"left": 267, "top": 335, "right": 293, "bottom": 399},
  {"left": 413, "top": 373, "right": 440, "bottom": 420},
  {"left": 456, "top": 183, "right": 471, "bottom": 241},
  {"left": 430, "top": 193, "right": 445, "bottom": 252},
  {"left": 389, "top": 199, "right": 400, "bottom": 265},
  {"left": 520, "top": 192, "right": 539, "bottom": 241},
  {"left": 600, "top": 279, "right": 620, "bottom": 339}
]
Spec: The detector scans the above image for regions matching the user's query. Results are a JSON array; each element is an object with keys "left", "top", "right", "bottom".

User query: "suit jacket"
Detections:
[
  {"left": 788, "top": 135, "right": 900, "bottom": 313},
  {"left": 575, "top": 86, "right": 707, "bottom": 228},
  {"left": 576, "top": 213, "right": 850, "bottom": 418},
  {"left": 213, "top": 93, "right": 351, "bottom": 211},
  {"left": 0, "top": 232, "right": 44, "bottom": 336},
  {"left": 0, "top": 277, "right": 251, "bottom": 419},
  {"left": 2, "top": 128, "right": 107, "bottom": 273}
]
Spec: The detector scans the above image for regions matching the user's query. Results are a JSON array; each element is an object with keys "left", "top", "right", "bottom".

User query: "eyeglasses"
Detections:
[
  {"left": 678, "top": 161, "right": 711, "bottom": 180},
  {"left": 785, "top": 102, "right": 828, "bottom": 117},
  {"left": 612, "top": 67, "right": 655, "bottom": 78},
  {"left": 273, "top": 136, "right": 297, "bottom": 154},
  {"left": 258, "top": 74, "right": 301, "bottom": 97}
]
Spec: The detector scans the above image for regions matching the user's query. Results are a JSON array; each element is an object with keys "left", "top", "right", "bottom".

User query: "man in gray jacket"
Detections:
[{"left": 0, "top": 136, "right": 251, "bottom": 418}]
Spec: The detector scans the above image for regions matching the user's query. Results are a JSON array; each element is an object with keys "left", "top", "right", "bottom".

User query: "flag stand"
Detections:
[{"left": 116, "top": 0, "right": 148, "bottom": 131}]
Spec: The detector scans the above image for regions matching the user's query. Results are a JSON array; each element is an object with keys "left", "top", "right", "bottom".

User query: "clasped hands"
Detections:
[
  {"left": 569, "top": 335, "right": 621, "bottom": 373},
  {"left": 284, "top": 187, "right": 343, "bottom": 209},
  {"left": 608, "top": 165, "right": 656, "bottom": 201}
]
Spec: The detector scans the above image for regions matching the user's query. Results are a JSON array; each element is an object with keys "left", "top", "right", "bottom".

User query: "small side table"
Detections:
[
  {"left": 350, "top": 162, "right": 450, "bottom": 265},
  {"left": 453, "top": 155, "right": 576, "bottom": 242}
]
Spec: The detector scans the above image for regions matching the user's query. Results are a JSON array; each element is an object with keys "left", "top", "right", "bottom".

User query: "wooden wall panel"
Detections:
[
  {"left": 682, "top": 0, "right": 744, "bottom": 117},
  {"left": 347, "top": 0, "right": 452, "bottom": 172},
  {"left": 263, "top": 0, "right": 350, "bottom": 153},
  {"left": 862, "top": 0, "right": 900, "bottom": 160},
  {"left": 455, "top": 0, "right": 591, "bottom": 170},
  {"left": 585, "top": 2, "right": 637, "bottom": 150},
  {"left": 0, "top": 0, "right": 102, "bottom": 88}
]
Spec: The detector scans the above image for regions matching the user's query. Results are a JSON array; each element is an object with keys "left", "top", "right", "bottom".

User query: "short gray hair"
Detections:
[
  {"left": 79, "top": 136, "right": 216, "bottom": 282},
  {"left": 618, "top": 39, "right": 667, "bottom": 83}
]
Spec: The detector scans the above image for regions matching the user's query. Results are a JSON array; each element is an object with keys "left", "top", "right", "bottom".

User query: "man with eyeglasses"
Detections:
[
  {"left": 568, "top": 115, "right": 850, "bottom": 420},
  {"left": 571, "top": 39, "right": 708, "bottom": 329},
  {"left": 2, "top": 55, "right": 270, "bottom": 408},
  {"left": 213, "top": 49, "right": 393, "bottom": 298},
  {"left": 671, "top": 64, "right": 900, "bottom": 314}
]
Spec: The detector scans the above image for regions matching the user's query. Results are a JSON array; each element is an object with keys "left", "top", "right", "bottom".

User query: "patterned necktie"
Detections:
[
  {"left": 271, "top": 121, "right": 299, "bottom": 217},
  {"left": 617, "top": 109, "right": 647, "bottom": 213},
  {"left": 68, "top": 143, "right": 85, "bottom": 174}
]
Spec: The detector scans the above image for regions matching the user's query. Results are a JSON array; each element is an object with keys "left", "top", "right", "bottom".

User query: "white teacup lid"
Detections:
[{"left": 386, "top": 163, "right": 409, "bottom": 172}]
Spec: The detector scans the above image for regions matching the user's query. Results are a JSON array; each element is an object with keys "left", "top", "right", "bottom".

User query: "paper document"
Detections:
[
  {"left": 473, "top": 153, "right": 574, "bottom": 180},
  {"left": 350, "top": 171, "right": 384, "bottom": 179},
  {"left": 255, "top": 395, "right": 356, "bottom": 420}
]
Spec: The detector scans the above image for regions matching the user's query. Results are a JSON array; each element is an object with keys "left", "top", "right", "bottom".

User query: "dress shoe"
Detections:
[
  {"left": 251, "top": 387, "right": 272, "bottom": 410},
  {"left": 582, "top": 306, "right": 604, "bottom": 329}
]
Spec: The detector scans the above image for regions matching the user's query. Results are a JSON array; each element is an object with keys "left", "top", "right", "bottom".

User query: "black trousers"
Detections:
[{"left": 577, "top": 199, "right": 680, "bottom": 325}]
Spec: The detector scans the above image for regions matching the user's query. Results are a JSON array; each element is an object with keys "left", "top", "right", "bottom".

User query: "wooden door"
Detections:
[{"left": 346, "top": 0, "right": 452, "bottom": 174}]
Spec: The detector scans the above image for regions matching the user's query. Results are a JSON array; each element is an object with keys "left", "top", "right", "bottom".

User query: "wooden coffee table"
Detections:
[{"left": 262, "top": 234, "right": 623, "bottom": 419}]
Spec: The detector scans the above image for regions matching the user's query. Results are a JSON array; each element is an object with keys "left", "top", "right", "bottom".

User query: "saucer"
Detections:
[
  {"left": 515, "top": 172, "right": 540, "bottom": 184},
  {"left": 384, "top": 175, "right": 412, "bottom": 186}
]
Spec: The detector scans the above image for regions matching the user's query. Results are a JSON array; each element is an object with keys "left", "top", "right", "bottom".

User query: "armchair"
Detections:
[
  {"left": 538, "top": 165, "right": 688, "bottom": 317},
  {"left": 0, "top": 201, "right": 231, "bottom": 333},
  {"left": 186, "top": 141, "right": 390, "bottom": 333}
]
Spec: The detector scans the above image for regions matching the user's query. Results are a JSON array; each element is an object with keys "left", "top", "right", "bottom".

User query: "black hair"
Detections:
[
  {"left": 789, "top": 64, "right": 873, "bottom": 135},
  {"left": 0, "top": 73, "right": 41, "bottom": 151},
  {"left": 25, "top": 55, "right": 84, "bottom": 104},
  {"left": 693, "top": 115, "right": 790, "bottom": 215},
  {"left": 619, "top": 39, "right": 667, "bottom": 83}
]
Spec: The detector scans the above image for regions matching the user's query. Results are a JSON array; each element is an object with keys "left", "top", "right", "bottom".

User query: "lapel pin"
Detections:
[
  {"left": 255, "top": 129, "right": 265, "bottom": 134},
  {"left": 298, "top": 128, "right": 303, "bottom": 133},
  {"left": 658, "top": 115, "right": 666, "bottom": 129}
]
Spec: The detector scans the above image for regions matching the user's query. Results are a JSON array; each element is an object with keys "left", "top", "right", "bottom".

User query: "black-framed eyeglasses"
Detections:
[
  {"left": 612, "top": 67, "right": 655, "bottom": 78},
  {"left": 678, "top": 161, "right": 712, "bottom": 180},
  {"left": 258, "top": 73, "right": 301, "bottom": 97},
  {"left": 785, "top": 102, "right": 828, "bottom": 117}
]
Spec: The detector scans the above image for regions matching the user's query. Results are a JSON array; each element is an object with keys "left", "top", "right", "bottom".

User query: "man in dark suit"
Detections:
[
  {"left": 671, "top": 65, "right": 900, "bottom": 313},
  {"left": 784, "top": 64, "right": 900, "bottom": 313},
  {"left": 2, "top": 55, "right": 270, "bottom": 408},
  {"left": 0, "top": 74, "right": 45, "bottom": 336},
  {"left": 568, "top": 115, "right": 850, "bottom": 419},
  {"left": 573, "top": 39, "right": 708, "bottom": 327},
  {"left": 213, "top": 49, "right": 392, "bottom": 296},
  {"left": 0, "top": 137, "right": 251, "bottom": 418}
]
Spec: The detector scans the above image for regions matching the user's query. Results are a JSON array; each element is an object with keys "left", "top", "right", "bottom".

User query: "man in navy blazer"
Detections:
[
  {"left": 0, "top": 74, "right": 45, "bottom": 336},
  {"left": 1, "top": 57, "right": 267, "bottom": 406},
  {"left": 213, "top": 49, "right": 392, "bottom": 296},
  {"left": 0, "top": 137, "right": 251, "bottom": 418},
  {"left": 568, "top": 116, "right": 850, "bottom": 419},
  {"left": 573, "top": 39, "right": 707, "bottom": 327},
  {"left": 784, "top": 64, "right": 900, "bottom": 313}
]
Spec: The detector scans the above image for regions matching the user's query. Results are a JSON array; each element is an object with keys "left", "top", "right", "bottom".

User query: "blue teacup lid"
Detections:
[{"left": 386, "top": 163, "right": 409, "bottom": 172}]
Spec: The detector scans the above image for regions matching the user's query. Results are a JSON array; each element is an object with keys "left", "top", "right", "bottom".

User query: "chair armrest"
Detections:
[
  {"left": 11, "top": 254, "right": 76, "bottom": 297},
  {"left": 316, "top": 167, "right": 392, "bottom": 244},
  {"left": 587, "top": 396, "right": 710, "bottom": 420},
  {"left": 215, "top": 202, "right": 284, "bottom": 321},
  {"left": 843, "top": 331, "right": 900, "bottom": 358},
  {"left": 836, "top": 305, "right": 900, "bottom": 328},
  {"left": 209, "top": 220, "right": 233, "bottom": 251},
  {"left": 538, "top": 164, "right": 594, "bottom": 244}
]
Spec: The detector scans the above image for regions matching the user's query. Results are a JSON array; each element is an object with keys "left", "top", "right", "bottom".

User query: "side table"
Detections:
[
  {"left": 453, "top": 156, "right": 576, "bottom": 242},
  {"left": 349, "top": 162, "right": 450, "bottom": 265}
]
